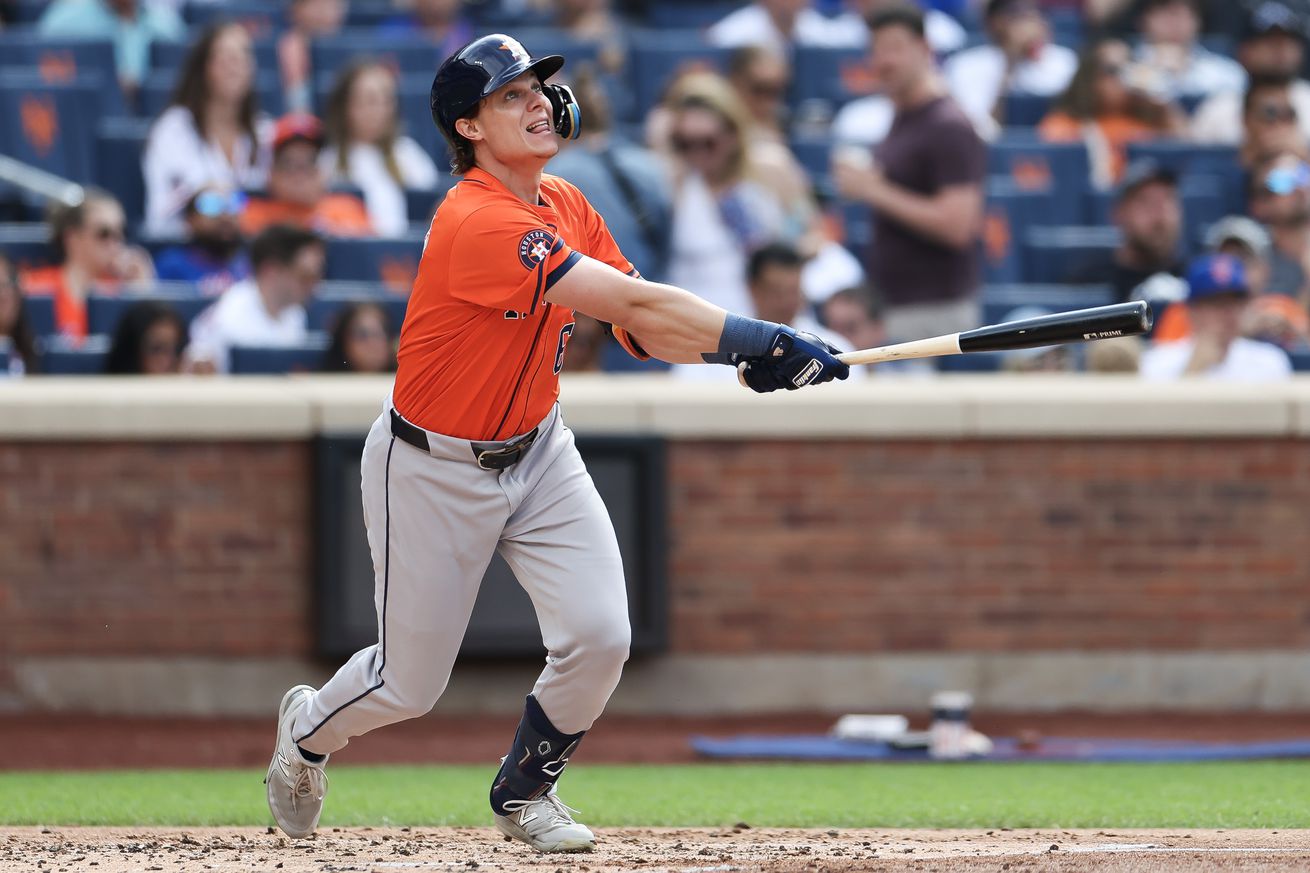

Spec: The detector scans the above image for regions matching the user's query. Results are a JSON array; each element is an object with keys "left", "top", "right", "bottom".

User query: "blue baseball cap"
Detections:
[{"left": 1185, "top": 253, "right": 1250, "bottom": 302}]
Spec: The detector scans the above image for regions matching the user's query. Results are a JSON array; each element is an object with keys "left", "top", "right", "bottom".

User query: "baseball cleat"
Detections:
[
  {"left": 493, "top": 790, "right": 595, "bottom": 852},
  {"left": 265, "top": 684, "right": 329, "bottom": 838}
]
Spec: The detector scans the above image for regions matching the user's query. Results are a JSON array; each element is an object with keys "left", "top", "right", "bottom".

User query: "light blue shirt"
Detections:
[{"left": 39, "top": 0, "right": 185, "bottom": 86}]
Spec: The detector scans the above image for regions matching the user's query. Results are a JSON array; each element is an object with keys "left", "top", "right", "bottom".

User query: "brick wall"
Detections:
[{"left": 3, "top": 437, "right": 1308, "bottom": 693}]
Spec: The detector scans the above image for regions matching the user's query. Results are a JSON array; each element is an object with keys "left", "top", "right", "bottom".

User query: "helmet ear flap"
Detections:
[{"left": 544, "top": 83, "right": 581, "bottom": 140}]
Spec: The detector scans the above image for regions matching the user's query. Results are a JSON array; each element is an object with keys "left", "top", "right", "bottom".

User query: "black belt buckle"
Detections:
[{"left": 473, "top": 427, "right": 539, "bottom": 471}]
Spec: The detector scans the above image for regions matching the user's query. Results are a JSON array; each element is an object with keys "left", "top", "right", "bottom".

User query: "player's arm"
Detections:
[{"left": 545, "top": 255, "right": 727, "bottom": 364}]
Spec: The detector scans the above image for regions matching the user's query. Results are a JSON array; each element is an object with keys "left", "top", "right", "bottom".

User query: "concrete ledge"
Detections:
[
  {"left": 10, "top": 652, "right": 1309, "bottom": 716},
  {"left": 4, "top": 375, "right": 1310, "bottom": 440}
]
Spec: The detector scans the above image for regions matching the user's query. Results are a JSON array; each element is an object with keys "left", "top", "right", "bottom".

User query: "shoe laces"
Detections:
[
  {"left": 502, "top": 792, "right": 581, "bottom": 830},
  {"left": 291, "top": 764, "right": 328, "bottom": 808}
]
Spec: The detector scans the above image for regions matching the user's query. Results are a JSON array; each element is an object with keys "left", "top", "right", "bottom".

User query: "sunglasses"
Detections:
[
  {"left": 1264, "top": 162, "right": 1310, "bottom": 195},
  {"left": 1255, "top": 104, "right": 1297, "bottom": 124},
  {"left": 194, "top": 190, "right": 247, "bottom": 217},
  {"left": 91, "top": 224, "right": 124, "bottom": 242},
  {"left": 747, "top": 80, "right": 786, "bottom": 99},
  {"left": 349, "top": 324, "right": 387, "bottom": 341},
  {"left": 672, "top": 135, "right": 724, "bottom": 154}
]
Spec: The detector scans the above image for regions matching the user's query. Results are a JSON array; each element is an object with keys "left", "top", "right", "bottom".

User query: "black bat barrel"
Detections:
[{"left": 957, "top": 301, "right": 1153, "bottom": 354}]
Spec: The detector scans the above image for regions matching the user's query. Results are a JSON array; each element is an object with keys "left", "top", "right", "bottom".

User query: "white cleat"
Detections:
[
  {"left": 264, "top": 684, "right": 329, "bottom": 838},
  {"left": 494, "top": 791, "right": 595, "bottom": 853}
]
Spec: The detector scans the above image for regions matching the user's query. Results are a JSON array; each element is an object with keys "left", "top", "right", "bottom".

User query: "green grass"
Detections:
[{"left": 1, "top": 762, "right": 1307, "bottom": 829}]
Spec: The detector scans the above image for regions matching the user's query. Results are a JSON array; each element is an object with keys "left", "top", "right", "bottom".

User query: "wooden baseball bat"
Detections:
[{"left": 836, "top": 300, "right": 1153, "bottom": 366}]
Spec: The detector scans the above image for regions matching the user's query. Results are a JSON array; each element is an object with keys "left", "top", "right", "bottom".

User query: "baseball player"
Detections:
[{"left": 265, "top": 33, "right": 849, "bottom": 853}]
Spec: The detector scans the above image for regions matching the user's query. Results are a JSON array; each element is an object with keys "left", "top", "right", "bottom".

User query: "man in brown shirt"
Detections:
[{"left": 833, "top": 4, "right": 986, "bottom": 344}]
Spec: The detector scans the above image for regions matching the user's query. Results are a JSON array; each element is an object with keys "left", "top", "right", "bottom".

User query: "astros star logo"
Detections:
[
  {"left": 499, "top": 40, "right": 526, "bottom": 63},
  {"left": 518, "top": 228, "right": 556, "bottom": 270}
]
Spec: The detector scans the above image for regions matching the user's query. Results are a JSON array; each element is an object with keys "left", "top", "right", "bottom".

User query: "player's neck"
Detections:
[{"left": 477, "top": 158, "right": 546, "bottom": 206}]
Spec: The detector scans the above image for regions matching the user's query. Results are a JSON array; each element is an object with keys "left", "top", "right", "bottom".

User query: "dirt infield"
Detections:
[{"left": 2, "top": 827, "right": 1307, "bottom": 873}]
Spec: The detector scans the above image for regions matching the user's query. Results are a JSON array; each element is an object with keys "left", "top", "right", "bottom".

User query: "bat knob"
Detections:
[{"left": 737, "top": 361, "right": 750, "bottom": 389}]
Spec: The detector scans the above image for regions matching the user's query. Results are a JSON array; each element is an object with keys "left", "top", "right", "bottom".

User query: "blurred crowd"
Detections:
[{"left": 1, "top": 0, "right": 1309, "bottom": 380}]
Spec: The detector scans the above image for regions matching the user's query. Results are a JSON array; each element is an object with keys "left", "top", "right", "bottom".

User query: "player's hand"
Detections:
[{"left": 737, "top": 327, "right": 850, "bottom": 393}]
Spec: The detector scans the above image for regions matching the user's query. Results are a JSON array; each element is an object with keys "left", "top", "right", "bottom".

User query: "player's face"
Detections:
[{"left": 470, "top": 72, "right": 559, "bottom": 168}]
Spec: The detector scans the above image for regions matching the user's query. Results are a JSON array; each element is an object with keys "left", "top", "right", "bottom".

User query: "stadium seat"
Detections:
[
  {"left": 96, "top": 116, "right": 152, "bottom": 231},
  {"left": 150, "top": 38, "right": 279, "bottom": 78},
  {"left": 790, "top": 46, "right": 875, "bottom": 122},
  {"left": 987, "top": 134, "right": 1091, "bottom": 225},
  {"left": 39, "top": 334, "right": 111, "bottom": 374},
  {"left": 790, "top": 135, "right": 833, "bottom": 192},
  {"left": 1123, "top": 140, "right": 1245, "bottom": 213},
  {"left": 85, "top": 289, "right": 212, "bottom": 337},
  {"left": 406, "top": 181, "right": 457, "bottom": 224},
  {"left": 1290, "top": 350, "right": 1310, "bottom": 372},
  {"left": 344, "top": 0, "right": 399, "bottom": 28},
  {"left": 643, "top": 0, "right": 748, "bottom": 29},
  {"left": 311, "top": 30, "right": 452, "bottom": 81},
  {"left": 625, "top": 30, "right": 729, "bottom": 122},
  {"left": 998, "top": 93, "right": 1054, "bottom": 128},
  {"left": 0, "top": 35, "right": 125, "bottom": 115},
  {"left": 323, "top": 236, "right": 425, "bottom": 291},
  {"left": 1022, "top": 225, "right": 1122, "bottom": 284},
  {"left": 0, "top": 222, "right": 56, "bottom": 272},
  {"left": 0, "top": 338, "right": 10, "bottom": 374},
  {"left": 980, "top": 283, "right": 1116, "bottom": 326},
  {"left": 7, "top": 0, "right": 48, "bottom": 24},
  {"left": 983, "top": 178, "right": 1053, "bottom": 284},
  {"left": 1085, "top": 174, "right": 1229, "bottom": 244},
  {"left": 22, "top": 294, "right": 56, "bottom": 339},
  {"left": 229, "top": 337, "right": 332, "bottom": 375},
  {"left": 138, "top": 69, "right": 285, "bottom": 120},
  {"left": 0, "top": 71, "right": 100, "bottom": 183},
  {"left": 307, "top": 282, "right": 409, "bottom": 333},
  {"left": 183, "top": 1, "right": 284, "bottom": 39},
  {"left": 936, "top": 351, "right": 1004, "bottom": 372}
]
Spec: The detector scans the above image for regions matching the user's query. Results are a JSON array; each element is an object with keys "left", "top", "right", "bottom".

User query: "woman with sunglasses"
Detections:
[
  {"left": 143, "top": 22, "right": 273, "bottom": 237},
  {"left": 1240, "top": 77, "right": 1310, "bottom": 171},
  {"left": 1039, "top": 37, "right": 1186, "bottom": 188},
  {"left": 22, "top": 190, "right": 155, "bottom": 342},
  {"left": 104, "top": 300, "right": 187, "bottom": 376},
  {"left": 155, "top": 186, "right": 252, "bottom": 297},
  {"left": 321, "top": 60, "right": 441, "bottom": 238}
]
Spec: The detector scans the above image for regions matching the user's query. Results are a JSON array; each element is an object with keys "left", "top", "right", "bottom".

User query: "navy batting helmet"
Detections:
[{"left": 430, "top": 34, "right": 566, "bottom": 137}]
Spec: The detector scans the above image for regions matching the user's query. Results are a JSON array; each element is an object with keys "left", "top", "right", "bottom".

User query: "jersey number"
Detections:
[{"left": 553, "top": 322, "right": 576, "bottom": 374}]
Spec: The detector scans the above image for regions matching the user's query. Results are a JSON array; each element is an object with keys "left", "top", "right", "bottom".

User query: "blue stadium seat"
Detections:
[
  {"left": 8, "top": 0, "right": 48, "bottom": 24},
  {"left": 138, "top": 69, "right": 284, "bottom": 120},
  {"left": 0, "top": 71, "right": 100, "bottom": 183},
  {"left": 643, "top": 0, "right": 748, "bottom": 29},
  {"left": 39, "top": 334, "right": 111, "bottom": 374},
  {"left": 1022, "top": 225, "right": 1122, "bottom": 284},
  {"left": 229, "top": 337, "right": 332, "bottom": 375},
  {"left": 980, "top": 283, "right": 1116, "bottom": 326},
  {"left": 323, "top": 235, "right": 425, "bottom": 290},
  {"left": 22, "top": 294, "right": 56, "bottom": 339},
  {"left": 307, "top": 283, "right": 409, "bottom": 333},
  {"left": 1290, "top": 350, "right": 1310, "bottom": 372},
  {"left": 1085, "top": 174, "right": 1229, "bottom": 245},
  {"left": 998, "top": 93, "right": 1054, "bottom": 128},
  {"left": 1123, "top": 140, "right": 1245, "bottom": 213},
  {"left": 0, "top": 222, "right": 56, "bottom": 272},
  {"left": 86, "top": 289, "right": 212, "bottom": 337},
  {"left": 791, "top": 46, "right": 874, "bottom": 121},
  {"left": 311, "top": 30, "right": 452, "bottom": 81},
  {"left": 936, "top": 351, "right": 1004, "bottom": 372},
  {"left": 790, "top": 135, "right": 833, "bottom": 192},
  {"left": 96, "top": 116, "right": 152, "bottom": 230},
  {"left": 987, "top": 134, "right": 1091, "bottom": 225},
  {"left": 184, "top": 1, "right": 284, "bottom": 38},
  {"left": 625, "top": 30, "right": 729, "bottom": 122},
  {"left": 983, "top": 178, "right": 1053, "bottom": 284},
  {"left": 406, "top": 181, "right": 457, "bottom": 224},
  {"left": 0, "top": 339, "right": 10, "bottom": 374},
  {"left": 0, "top": 35, "right": 125, "bottom": 115},
  {"left": 150, "top": 38, "right": 279, "bottom": 77},
  {"left": 345, "top": 1, "right": 399, "bottom": 28}
]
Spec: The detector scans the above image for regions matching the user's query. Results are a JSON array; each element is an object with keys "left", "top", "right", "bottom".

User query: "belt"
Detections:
[{"left": 389, "top": 408, "right": 539, "bottom": 470}]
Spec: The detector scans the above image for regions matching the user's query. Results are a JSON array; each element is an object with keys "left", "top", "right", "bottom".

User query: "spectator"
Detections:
[
  {"left": 831, "top": 5, "right": 985, "bottom": 344},
  {"left": 553, "top": 0, "right": 626, "bottom": 73},
  {"left": 1039, "top": 37, "right": 1187, "bottom": 188},
  {"left": 1086, "top": 335, "right": 1143, "bottom": 372},
  {"left": 820, "top": 283, "right": 885, "bottom": 352},
  {"left": 185, "top": 224, "right": 323, "bottom": 374},
  {"left": 38, "top": 0, "right": 184, "bottom": 102},
  {"left": 1130, "top": 0, "right": 1246, "bottom": 102},
  {"left": 278, "top": 0, "right": 348, "bottom": 114},
  {"left": 377, "top": 0, "right": 474, "bottom": 60},
  {"left": 321, "top": 301, "right": 397, "bottom": 373},
  {"left": 943, "top": 0, "right": 1077, "bottom": 140},
  {"left": 242, "top": 114, "right": 374, "bottom": 238},
  {"left": 663, "top": 79, "right": 788, "bottom": 315},
  {"left": 142, "top": 22, "right": 272, "bottom": 237},
  {"left": 832, "top": 0, "right": 967, "bottom": 55},
  {"left": 1192, "top": 2, "right": 1310, "bottom": 145},
  {"left": 154, "top": 186, "right": 251, "bottom": 297},
  {"left": 104, "top": 300, "right": 185, "bottom": 375},
  {"left": 1140, "top": 253, "right": 1292, "bottom": 380},
  {"left": 1070, "top": 160, "right": 1186, "bottom": 305},
  {"left": 1208, "top": 215, "right": 1274, "bottom": 295},
  {"left": 22, "top": 190, "right": 155, "bottom": 342},
  {"left": 321, "top": 61, "right": 441, "bottom": 238},
  {"left": 707, "top": 0, "right": 864, "bottom": 54},
  {"left": 1239, "top": 76, "right": 1309, "bottom": 170},
  {"left": 1243, "top": 290, "right": 1310, "bottom": 350},
  {"left": 0, "top": 253, "right": 38, "bottom": 376},
  {"left": 1247, "top": 152, "right": 1310, "bottom": 299},
  {"left": 547, "top": 68, "right": 673, "bottom": 282},
  {"left": 728, "top": 45, "right": 793, "bottom": 146}
]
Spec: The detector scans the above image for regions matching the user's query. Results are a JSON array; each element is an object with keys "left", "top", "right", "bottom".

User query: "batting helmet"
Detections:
[{"left": 430, "top": 34, "right": 568, "bottom": 138}]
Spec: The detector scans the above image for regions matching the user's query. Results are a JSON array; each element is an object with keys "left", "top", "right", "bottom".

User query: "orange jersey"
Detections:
[
  {"left": 240, "top": 194, "right": 374, "bottom": 238},
  {"left": 393, "top": 168, "right": 635, "bottom": 440}
]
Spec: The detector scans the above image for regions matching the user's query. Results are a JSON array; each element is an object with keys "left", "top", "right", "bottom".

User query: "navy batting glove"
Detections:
[{"left": 738, "top": 327, "right": 850, "bottom": 393}]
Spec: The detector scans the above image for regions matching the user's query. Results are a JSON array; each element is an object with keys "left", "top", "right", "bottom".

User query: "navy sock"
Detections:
[
  {"left": 297, "top": 744, "right": 326, "bottom": 764},
  {"left": 490, "top": 695, "right": 585, "bottom": 815}
]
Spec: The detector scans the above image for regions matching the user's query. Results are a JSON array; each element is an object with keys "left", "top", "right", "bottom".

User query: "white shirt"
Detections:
[
  {"left": 944, "top": 42, "right": 1078, "bottom": 141},
  {"left": 1140, "top": 337, "right": 1292, "bottom": 382},
  {"left": 832, "top": 94, "right": 896, "bottom": 147},
  {"left": 1190, "top": 79, "right": 1310, "bottom": 145},
  {"left": 707, "top": 4, "right": 865, "bottom": 53},
  {"left": 320, "top": 138, "right": 441, "bottom": 238},
  {"left": 186, "top": 278, "right": 308, "bottom": 374},
  {"left": 142, "top": 106, "right": 272, "bottom": 237},
  {"left": 1134, "top": 44, "right": 1246, "bottom": 101}
]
